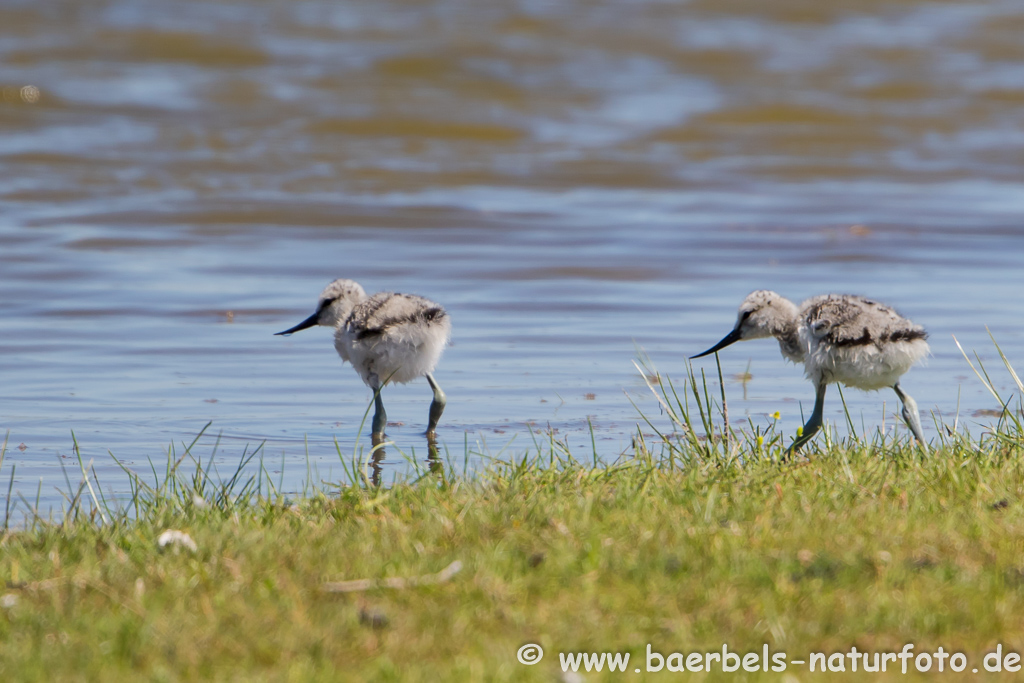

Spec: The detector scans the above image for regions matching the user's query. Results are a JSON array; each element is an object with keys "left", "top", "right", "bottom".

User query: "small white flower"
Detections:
[
  {"left": 157, "top": 529, "right": 198, "bottom": 552},
  {"left": 0, "top": 593, "right": 18, "bottom": 609}
]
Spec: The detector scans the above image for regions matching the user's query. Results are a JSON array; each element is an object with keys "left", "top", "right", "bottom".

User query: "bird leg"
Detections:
[
  {"left": 788, "top": 381, "right": 827, "bottom": 454},
  {"left": 425, "top": 373, "right": 446, "bottom": 436},
  {"left": 370, "top": 381, "right": 387, "bottom": 437},
  {"left": 893, "top": 382, "right": 927, "bottom": 447}
]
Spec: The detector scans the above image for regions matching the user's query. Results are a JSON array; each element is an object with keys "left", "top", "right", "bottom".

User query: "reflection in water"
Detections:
[
  {"left": 1, "top": 0, "right": 1023, "bottom": 510},
  {"left": 427, "top": 435, "right": 444, "bottom": 480},
  {"left": 367, "top": 433, "right": 444, "bottom": 487},
  {"left": 369, "top": 433, "right": 386, "bottom": 487}
]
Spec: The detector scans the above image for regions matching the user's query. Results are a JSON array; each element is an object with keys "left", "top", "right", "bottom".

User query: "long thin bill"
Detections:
[
  {"left": 274, "top": 312, "right": 319, "bottom": 336},
  {"left": 690, "top": 328, "right": 742, "bottom": 359}
]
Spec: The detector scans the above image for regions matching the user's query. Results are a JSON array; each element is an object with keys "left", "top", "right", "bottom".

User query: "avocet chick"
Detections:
[
  {"left": 692, "top": 290, "right": 928, "bottom": 452},
  {"left": 276, "top": 279, "right": 451, "bottom": 438}
]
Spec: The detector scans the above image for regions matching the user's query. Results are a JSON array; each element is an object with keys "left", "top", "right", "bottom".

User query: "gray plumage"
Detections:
[
  {"left": 692, "top": 290, "right": 929, "bottom": 452},
  {"left": 277, "top": 279, "right": 451, "bottom": 438},
  {"left": 339, "top": 291, "right": 451, "bottom": 387}
]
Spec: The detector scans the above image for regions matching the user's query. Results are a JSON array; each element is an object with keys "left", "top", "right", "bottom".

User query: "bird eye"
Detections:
[{"left": 739, "top": 310, "right": 753, "bottom": 323}]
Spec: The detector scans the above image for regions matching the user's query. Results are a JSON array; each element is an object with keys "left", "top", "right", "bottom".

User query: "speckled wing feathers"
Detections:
[
  {"left": 801, "top": 295, "right": 927, "bottom": 350},
  {"left": 346, "top": 293, "right": 448, "bottom": 340},
  {"left": 797, "top": 294, "right": 929, "bottom": 390},
  {"left": 338, "top": 292, "right": 452, "bottom": 386}
]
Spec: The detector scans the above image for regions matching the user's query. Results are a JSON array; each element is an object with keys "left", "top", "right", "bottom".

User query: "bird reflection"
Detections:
[
  {"left": 369, "top": 433, "right": 386, "bottom": 487},
  {"left": 426, "top": 434, "right": 444, "bottom": 479},
  {"left": 366, "top": 433, "right": 445, "bottom": 487}
]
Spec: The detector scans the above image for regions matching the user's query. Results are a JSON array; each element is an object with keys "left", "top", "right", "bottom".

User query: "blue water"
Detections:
[{"left": 2, "top": 0, "right": 1023, "bottom": 522}]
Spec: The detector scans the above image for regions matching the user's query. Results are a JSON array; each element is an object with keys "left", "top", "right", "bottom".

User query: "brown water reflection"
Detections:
[{"left": 1, "top": 0, "right": 1023, "bottom": 514}]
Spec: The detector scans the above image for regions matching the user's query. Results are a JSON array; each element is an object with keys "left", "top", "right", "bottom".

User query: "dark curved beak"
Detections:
[
  {"left": 690, "top": 328, "right": 742, "bottom": 359},
  {"left": 275, "top": 312, "right": 319, "bottom": 336}
]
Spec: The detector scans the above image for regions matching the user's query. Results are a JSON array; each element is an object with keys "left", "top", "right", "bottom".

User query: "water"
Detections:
[{"left": 2, "top": 0, "right": 1024, "bottom": 517}]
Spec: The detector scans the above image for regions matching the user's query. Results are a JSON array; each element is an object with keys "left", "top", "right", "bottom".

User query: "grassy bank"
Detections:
[{"left": 2, "top": 355, "right": 1024, "bottom": 681}]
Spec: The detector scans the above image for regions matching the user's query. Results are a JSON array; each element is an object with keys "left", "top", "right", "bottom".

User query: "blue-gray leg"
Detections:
[
  {"left": 371, "top": 382, "right": 387, "bottom": 437},
  {"left": 425, "top": 373, "right": 446, "bottom": 436},
  {"left": 788, "top": 381, "right": 827, "bottom": 454},
  {"left": 893, "top": 382, "right": 926, "bottom": 448}
]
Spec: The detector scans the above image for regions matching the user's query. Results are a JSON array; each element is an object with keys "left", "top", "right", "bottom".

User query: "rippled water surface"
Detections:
[{"left": 3, "top": 0, "right": 1024, "bottom": 515}]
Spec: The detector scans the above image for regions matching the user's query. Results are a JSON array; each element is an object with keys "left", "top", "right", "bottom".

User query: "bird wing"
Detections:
[
  {"left": 801, "top": 295, "right": 926, "bottom": 347},
  {"left": 346, "top": 293, "right": 447, "bottom": 341}
]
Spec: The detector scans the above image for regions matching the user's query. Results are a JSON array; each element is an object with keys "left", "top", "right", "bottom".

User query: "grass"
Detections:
[{"left": 2, "top": 345, "right": 1024, "bottom": 681}]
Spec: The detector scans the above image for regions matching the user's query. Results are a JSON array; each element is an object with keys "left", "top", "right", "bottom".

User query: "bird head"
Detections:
[{"left": 275, "top": 279, "right": 367, "bottom": 336}]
